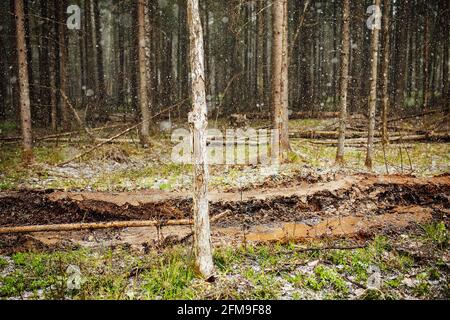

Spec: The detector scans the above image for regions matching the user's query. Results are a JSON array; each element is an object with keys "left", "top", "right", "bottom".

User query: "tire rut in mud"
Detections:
[
  {"left": 0, "top": 176, "right": 448, "bottom": 229},
  {"left": 0, "top": 190, "right": 192, "bottom": 227}
]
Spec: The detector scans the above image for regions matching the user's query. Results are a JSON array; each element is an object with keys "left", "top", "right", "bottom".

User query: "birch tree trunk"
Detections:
[
  {"left": 271, "top": 0, "right": 291, "bottom": 161},
  {"left": 14, "top": 0, "right": 33, "bottom": 162},
  {"left": 381, "top": 0, "right": 391, "bottom": 145},
  {"left": 187, "top": 0, "right": 214, "bottom": 279},
  {"left": 335, "top": 0, "right": 351, "bottom": 164},
  {"left": 365, "top": 0, "right": 381, "bottom": 170},
  {"left": 137, "top": 0, "right": 151, "bottom": 146}
]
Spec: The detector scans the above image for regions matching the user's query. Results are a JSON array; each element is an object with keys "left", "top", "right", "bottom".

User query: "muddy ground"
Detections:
[{"left": 0, "top": 173, "right": 448, "bottom": 254}]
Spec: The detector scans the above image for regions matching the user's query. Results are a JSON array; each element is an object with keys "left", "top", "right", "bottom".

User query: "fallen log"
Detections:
[
  {"left": 41, "top": 138, "right": 137, "bottom": 144},
  {"left": 0, "top": 210, "right": 231, "bottom": 235},
  {"left": 387, "top": 109, "right": 445, "bottom": 123},
  {"left": 246, "top": 111, "right": 341, "bottom": 120},
  {"left": 289, "top": 130, "right": 388, "bottom": 139},
  {"left": 0, "top": 219, "right": 192, "bottom": 234},
  {"left": 304, "top": 132, "right": 450, "bottom": 146},
  {"left": 0, "top": 123, "right": 130, "bottom": 143}
]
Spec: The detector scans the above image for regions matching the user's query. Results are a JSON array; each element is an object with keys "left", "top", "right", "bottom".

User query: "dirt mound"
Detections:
[
  {"left": 0, "top": 174, "right": 448, "bottom": 252},
  {"left": 0, "top": 190, "right": 190, "bottom": 227}
]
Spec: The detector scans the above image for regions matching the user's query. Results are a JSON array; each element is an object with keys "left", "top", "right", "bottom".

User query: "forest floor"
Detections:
[{"left": 0, "top": 114, "right": 448, "bottom": 300}]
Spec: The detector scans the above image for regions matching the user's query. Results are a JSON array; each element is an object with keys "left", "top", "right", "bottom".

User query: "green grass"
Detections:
[
  {"left": 0, "top": 142, "right": 195, "bottom": 191},
  {"left": 306, "top": 265, "right": 349, "bottom": 295},
  {"left": 0, "top": 121, "right": 18, "bottom": 135},
  {"left": 0, "top": 234, "right": 447, "bottom": 300},
  {"left": 90, "top": 163, "right": 191, "bottom": 191},
  {"left": 0, "top": 116, "right": 448, "bottom": 191},
  {"left": 0, "top": 257, "right": 8, "bottom": 270},
  {"left": 290, "top": 139, "right": 449, "bottom": 175},
  {"left": 421, "top": 221, "right": 449, "bottom": 249},
  {"left": 141, "top": 248, "right": 196, "bottom": 300},
  {"left": 242, "top": 267, "right": 280, "bottom": 299}
]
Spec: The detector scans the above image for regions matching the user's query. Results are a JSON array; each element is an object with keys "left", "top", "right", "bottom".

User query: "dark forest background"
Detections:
[{"left": 0, "top": 0, "right": 448, "bottom": 131}]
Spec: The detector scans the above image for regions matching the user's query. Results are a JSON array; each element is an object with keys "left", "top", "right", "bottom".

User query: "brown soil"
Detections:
[{"left": 0, "top": 174, "right": 448, "bottom": 253}]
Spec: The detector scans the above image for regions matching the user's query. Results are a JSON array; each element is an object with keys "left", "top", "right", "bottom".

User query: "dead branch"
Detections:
[
  {"left": 387, "top": 109, "right": 445, "bottom": 123},
  {"left": 56, "top": 100, "right": 187, "bottom": 167},
  {"left": 282, "top": 244, "right": 368, "bottom": 254},
  {"left": 304, "top": 133, "right": 450, "bottom": 146},
  {"left": 56, "top": 123, "right": 142, "bottom": 166},
  {"left": 0, "top": 210, "right": 232, "bottom": 235},
  {"left": 59, "top": 90, "right": 96, "bottom": 140},
  {"left": 0, "top": 123, "right": 129, "bottom": 143},
  {"left": 0, "top": 219, "right": 192, "bottom": 234},
  {"left": 246, "top": 111, "right": 341, "bottom": 120}
]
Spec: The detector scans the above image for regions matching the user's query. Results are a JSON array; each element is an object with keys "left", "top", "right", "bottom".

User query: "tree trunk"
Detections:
[
  {"left": 137, "top": 0, "right": 151, "bottom": 146},
  {"left": 23, "top": 0, "right": 35, "bottom": 121},
  {"left": 0, "top": 11, "right": 6, "bottom": 120},
  {"left": 394, "top": 1, "right": 408, "bottom": 108},
  {"left": 93, "top": 0, "right": 106, "bottom": 100},
  {"left": 57, "top": 0, "right": 69, "bottom": 130},
  {"left": 443, "top": 0, "right": 450, "bottom": 109},
  {"left": 365, "top": 0, "right": 381, "bottom": 170},
  {"left": 381, "top": 0, "right": 391, "bottom": 145},
  {"left": 422, "top": 5, "right": 430, "bottom": 110},
  {"left": 226, "top": 0, "right": 243, "bottom": 113},
  {"left": 177, "top": 0, "right": 189, "bottom": 106},
  {"left": 14, "top": 0, "right": 33, "bottom": 162},
  {"left": 335, "top": 0, "right": 351, "bottom": 165},
  {"left": 256, "top": 0, "right": 265, "bottom": 105},
  {"left": 187, "top": 0, "right": 215, "bottom": 279},
  {"left": 47, "top": 1, "right": 58, "bottom": 131},
  {"left": 117, "top": 2, "right": 125, "bottom": 107},
  {"left": 78, "top": 12, "right": 86, "bottom": 107},
  {"left": 88, "top": 0, "right": 99, "bottom": 94},
  {"left": 271, "top": 0, "right": 291, "bottom": 161},
  {"left": 130, "top": 2, "right": 139, "bottom": 115},
  {"left": 144, "top": 0, "right": 154, "bottom": 114},
  {"left": 38, "top": 0, "right": 50, "bottom": 127},
  {"left": 349, "top": 1, "right": 365, "bottom": 113}
]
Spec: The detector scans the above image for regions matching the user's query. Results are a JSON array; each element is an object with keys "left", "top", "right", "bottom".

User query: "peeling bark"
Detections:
[
  {"left": 365, "top": 0, "right": 381, "bottom": 170},
  {"left": 187, "top": 0, "right": 215, "bottom": 279}
]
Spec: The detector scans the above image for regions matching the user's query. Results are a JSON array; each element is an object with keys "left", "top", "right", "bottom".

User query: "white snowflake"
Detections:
[{"left": 86, "top": 89, "right": 94, "bottom": 97}]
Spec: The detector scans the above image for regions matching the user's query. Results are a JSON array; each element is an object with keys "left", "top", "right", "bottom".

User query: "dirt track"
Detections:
[{"left": 0, "top": 174, "right": 448, "bottom": 253}]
